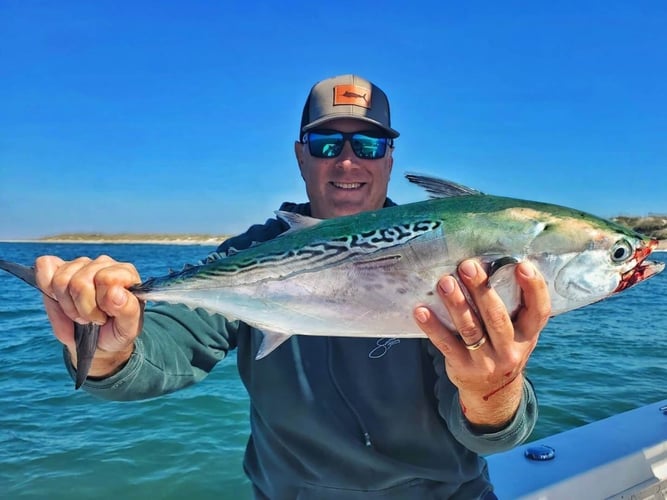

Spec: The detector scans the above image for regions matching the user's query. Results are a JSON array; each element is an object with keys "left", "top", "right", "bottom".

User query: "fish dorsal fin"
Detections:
[
  {"left": 275, "top": 211, "right": 323, "bottom": 233},
  {"left": 405, "top": 173, "right": 483, "bottom": 199}
]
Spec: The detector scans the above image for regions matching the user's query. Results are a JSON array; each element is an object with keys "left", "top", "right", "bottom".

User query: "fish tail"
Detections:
[
  {"left": 74, "top": 323, "right": 100, "bottom": 389},
  {"left": 0, "top": 258, "right": 98, "bottom": 390},
  {"left": 0, "top": 259, "right": 39, "bottom": 289}
]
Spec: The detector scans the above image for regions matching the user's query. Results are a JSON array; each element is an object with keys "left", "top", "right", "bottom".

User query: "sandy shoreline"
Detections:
[
  {"left": 0, "top": 238, "right": 226, "bottom": 246},
  {"left": 653, "top": 239, "right": 667, "bottom": 251}
]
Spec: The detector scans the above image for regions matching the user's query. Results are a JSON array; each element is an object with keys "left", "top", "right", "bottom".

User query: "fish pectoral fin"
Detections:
[
  {"left": 487, "top": 257, "right": 522, "bottom": 319},
  {"left": 255, "top": 329, "right": 293, "bottom": 360},
  {"left": 487, "top": 256, "right": 520, "bottom": 285}
]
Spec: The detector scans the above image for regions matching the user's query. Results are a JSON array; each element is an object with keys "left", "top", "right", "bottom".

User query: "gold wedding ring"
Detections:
[{"left": 464, "top": 336, "right": 487, "bottom": 351}]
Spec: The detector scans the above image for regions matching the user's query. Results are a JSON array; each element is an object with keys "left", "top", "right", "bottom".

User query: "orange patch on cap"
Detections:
[{"left": 333, "top": 84, "right": 371, "bottom": 108}]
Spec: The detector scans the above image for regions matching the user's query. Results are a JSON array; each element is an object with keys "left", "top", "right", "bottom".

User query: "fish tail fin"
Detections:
[
  {"left": 74, "top": 323, "right": 100, "bottom": 389},
  {"left": 0, "top": 259, "right": 39, "bottom": 290},
  {"left": 0, "top": 259, "right": 99, "bottom": 390}
]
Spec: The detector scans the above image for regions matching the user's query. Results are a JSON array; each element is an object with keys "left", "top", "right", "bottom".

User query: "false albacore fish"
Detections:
[{"left": 0, "top": 174, "right": 664, "bottom": 389}]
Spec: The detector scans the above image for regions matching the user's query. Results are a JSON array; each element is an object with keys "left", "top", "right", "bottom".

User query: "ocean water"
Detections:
[{"left": 0, "top": 242, "right": 665, "bottom": 499}]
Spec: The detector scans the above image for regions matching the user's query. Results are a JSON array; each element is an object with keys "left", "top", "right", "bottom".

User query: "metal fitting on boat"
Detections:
[{"left": 524, "top": 445, "right": 556, "bottom": 461}]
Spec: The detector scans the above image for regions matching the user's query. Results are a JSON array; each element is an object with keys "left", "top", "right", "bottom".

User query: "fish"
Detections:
[{"left": 0, "top": 174, "right": 664, "bottom": 389}]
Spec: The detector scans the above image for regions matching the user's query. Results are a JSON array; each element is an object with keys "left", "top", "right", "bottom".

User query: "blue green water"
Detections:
[{"left": 1, "top": 242, "right": 666, "bottom": 499}]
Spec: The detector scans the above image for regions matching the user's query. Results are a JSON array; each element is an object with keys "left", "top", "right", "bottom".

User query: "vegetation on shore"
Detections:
[{"left": 612, "top": 215, "right": 667, "bottom": 241}]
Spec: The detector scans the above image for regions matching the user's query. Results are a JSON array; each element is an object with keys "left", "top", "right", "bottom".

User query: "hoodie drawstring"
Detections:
[{"left": 327, "top": 337, "right": 373, "bottom": 448}]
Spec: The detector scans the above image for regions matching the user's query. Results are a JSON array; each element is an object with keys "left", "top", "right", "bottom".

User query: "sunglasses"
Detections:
[{"left": 303, "top": 130, "right": 392, "bottom": 160}]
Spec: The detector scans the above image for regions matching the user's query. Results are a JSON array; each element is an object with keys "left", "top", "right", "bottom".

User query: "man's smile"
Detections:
[{"left": 331, "top": 181, "right": 365, "bottom": 190}]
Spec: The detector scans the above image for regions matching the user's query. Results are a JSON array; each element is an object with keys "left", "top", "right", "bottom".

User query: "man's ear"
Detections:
[{"left": 294, "top": 141, "right": 306, "bottom": 179}]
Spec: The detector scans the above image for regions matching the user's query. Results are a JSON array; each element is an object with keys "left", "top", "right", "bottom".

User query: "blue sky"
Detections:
[{"left": 1, "top": 1, "right": 665, "bottom": 239}]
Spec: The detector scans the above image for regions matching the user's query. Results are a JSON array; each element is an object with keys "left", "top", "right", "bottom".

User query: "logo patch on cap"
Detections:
[{"left": 333, "top": 84, "right": 371, "bottom": 109}]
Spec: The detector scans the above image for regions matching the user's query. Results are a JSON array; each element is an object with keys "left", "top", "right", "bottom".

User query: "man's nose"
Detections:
[{"left": 335, "top": 140, "right": 357, "bottom": 166}]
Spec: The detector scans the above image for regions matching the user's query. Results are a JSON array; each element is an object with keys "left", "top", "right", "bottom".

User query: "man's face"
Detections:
[{"left": 294, "top": 118, "right": 394, "bottom": 219}]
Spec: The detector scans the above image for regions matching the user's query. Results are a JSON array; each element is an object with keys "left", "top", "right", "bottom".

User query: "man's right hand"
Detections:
[{"left": 34, "top": 255, "right": 144, "bottom": 378}]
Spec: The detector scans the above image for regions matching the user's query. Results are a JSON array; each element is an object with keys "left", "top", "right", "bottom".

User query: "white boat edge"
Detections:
[{"left": 487, "top": 398, "right": 667, "bottom": 499}]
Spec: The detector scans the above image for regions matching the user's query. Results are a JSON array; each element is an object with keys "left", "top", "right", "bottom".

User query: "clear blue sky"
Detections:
[{"left": 1, "top": 1, "right": 665, "bottom": 239}]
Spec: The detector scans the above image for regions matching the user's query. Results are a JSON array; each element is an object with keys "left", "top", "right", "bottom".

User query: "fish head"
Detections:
[
  {"left": 614, "top": 238, "right": 665, "bottom": 292},
  {"left": 541, "top": 222, "right": 664, "bottom": 313}
]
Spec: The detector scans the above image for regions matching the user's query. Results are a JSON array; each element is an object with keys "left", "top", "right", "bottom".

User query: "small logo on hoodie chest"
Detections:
[{"left": 368, "top": 338, "right": 401, "bottom": 359}]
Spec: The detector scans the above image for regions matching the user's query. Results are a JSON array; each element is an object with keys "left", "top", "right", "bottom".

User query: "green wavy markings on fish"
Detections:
[{"left": 130, "top": 174, "right": 664, "bottom": 359}]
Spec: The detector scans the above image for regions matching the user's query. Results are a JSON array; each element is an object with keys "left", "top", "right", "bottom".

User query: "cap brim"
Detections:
[{"left": 302, "top": 116, "right": 400, "bottom": 139}]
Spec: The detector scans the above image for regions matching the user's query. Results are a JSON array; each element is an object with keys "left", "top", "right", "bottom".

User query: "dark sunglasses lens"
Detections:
[
  {"left": 351, "top": 134, "right": 387, "bottom": 159},
  {"left": 306, "top": 131, "right": 389, "bottom": 159},
  {"left": 307, "top": 132, "right": 344, "bottom": 158}
]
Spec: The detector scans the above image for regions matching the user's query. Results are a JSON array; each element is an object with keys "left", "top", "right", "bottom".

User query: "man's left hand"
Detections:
[{"left": 414, "top": 259, "right": 551, "bottom": 431}]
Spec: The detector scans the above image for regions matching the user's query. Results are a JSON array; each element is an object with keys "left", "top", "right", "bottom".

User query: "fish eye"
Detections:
[{"left": 611, "top": 239, "right": 634, "bottom": 262}]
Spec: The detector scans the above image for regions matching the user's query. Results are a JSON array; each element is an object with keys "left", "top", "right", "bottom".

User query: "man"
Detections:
[{"left": 35, "top": 74, "right": 550, "bottom": 499}]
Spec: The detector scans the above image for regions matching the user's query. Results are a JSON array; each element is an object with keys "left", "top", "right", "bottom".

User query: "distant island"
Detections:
[
  {"left": 37, "top": 233, "right": 229, "bottom": 245},
  {"left": 8, "top": 215, "right": 667, "bottom": 251},
  {"left": 611, "top": 215, "right": 667, "bottom": 241},
  {"left": 611, "top": 215, "right": 667, "bottom": 250}
]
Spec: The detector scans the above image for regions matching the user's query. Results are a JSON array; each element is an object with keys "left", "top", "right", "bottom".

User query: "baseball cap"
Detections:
[{"left": 300, "top": 74, "right": 400, "bottom": 139}]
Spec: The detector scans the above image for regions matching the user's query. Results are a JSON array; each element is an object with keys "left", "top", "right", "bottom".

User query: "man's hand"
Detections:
[
  {"left": 414, "top": 259, "right": 551, "bottom": 430},
  {"left": 35, "top": 255, "right": 144, "bottom": 378}
]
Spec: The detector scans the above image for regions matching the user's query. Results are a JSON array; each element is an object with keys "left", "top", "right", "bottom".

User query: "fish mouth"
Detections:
[{"left": 616, "top": 239, "right": 665, "bottom": 292}]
